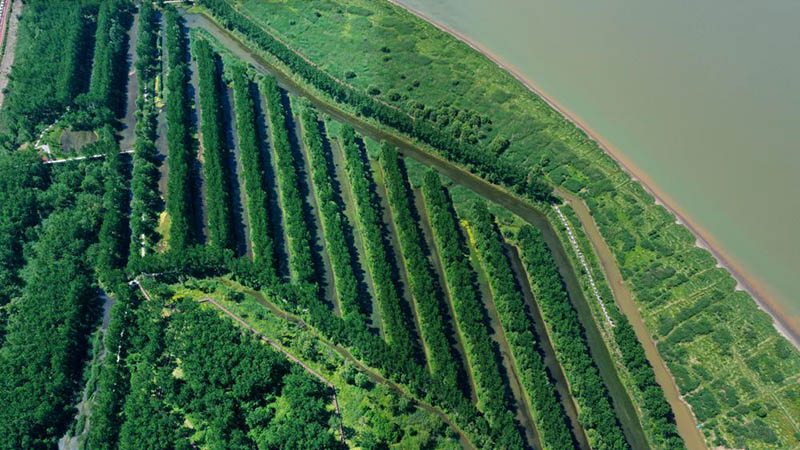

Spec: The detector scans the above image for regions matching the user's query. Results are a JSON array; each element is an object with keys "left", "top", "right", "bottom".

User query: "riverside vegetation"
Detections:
[{"left": 0, "top": 0, "right": 797, "bottom": 449}]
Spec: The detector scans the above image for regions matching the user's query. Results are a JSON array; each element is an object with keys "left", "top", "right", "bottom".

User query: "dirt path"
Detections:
[
  {"left": 199, "top": 297, "right": 346, "bottom": 444},
  {"left": 556, "top": 188, "right": 707, "bottom": 449},
  {"left": 0, "top": 0, "right": 21, "bottom": 108}
]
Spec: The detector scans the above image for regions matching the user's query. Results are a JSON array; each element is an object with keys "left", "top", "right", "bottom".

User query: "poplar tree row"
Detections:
[
  {"left": 299, "top": 107, "right": 365, "bottom": 323},
  {"left": 468, "top": 201, "right": 573, "bottom": 450},
  {"left": 517, "top": 225, "right": 629, "bottom": 450},
  {"left": 88, "top": 0, "right": 132, "bottom": 116},
  {"left": 164, "top": 9, "right": 198, "bottom": 251},
  {"left": 420, "top": 170, "right": 523, "bottom": 448},
  {"left": 339, "top": 125, "right": 419, "bottom": 360},
  {"left": 128, "top": 0, "right": 163, "bottom": 260},
  {"left": 231, "top": 66, "right": 276, "bottom": 275},
  {"left": 193, "top": 39, "right": 236, "bottom": 251},
  {"left": 261, "top": 76, "right": 316, "bottom": 284},
  {"left": 378, "top": 146, "right": 463, "bottom": 388}
]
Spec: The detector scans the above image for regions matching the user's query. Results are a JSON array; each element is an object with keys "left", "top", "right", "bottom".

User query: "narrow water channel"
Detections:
[
  {"left": 120, "top": 12, "right": 140, "bottom": 151},
  {"left": 181, "top": 11, "right": 649, "bottom": 447},
  {"left": 221, "top": 83, "right": 251, "bottom": 259}
]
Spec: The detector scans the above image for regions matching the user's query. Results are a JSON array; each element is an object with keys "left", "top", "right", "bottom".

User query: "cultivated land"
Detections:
[{"left": 0, "top": 1, "right": 797, "bottom": 449}]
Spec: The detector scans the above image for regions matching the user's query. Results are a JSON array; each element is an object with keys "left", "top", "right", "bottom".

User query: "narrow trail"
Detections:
[
  {"left": 198, "top": 297, "right": 346, "bottom": 445},
  {"left": 555, "top": 188, "right": 707, "bottom": 449},
  {"left": 0, "top": 0, "right": 20, "bottom": 109}
]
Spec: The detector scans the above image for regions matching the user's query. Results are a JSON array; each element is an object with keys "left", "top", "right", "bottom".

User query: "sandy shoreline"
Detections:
[{"left": 386, "top": 0, "right": 800, "bottom": 351}]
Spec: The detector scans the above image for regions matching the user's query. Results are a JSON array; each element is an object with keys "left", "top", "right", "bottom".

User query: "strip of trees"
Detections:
[
  {"left": 128, "top": 0, "right": 163, "bottom": 261},
  {"left": 517, "top": 225, "right": 629, "bottom": 450},
  {"left": 614, "top": 315, "right": 685, "bottom": 448},
  {"left": 231, "top": 66, "right": 276, "bottom": 275},
  {"left": 468, "top": 201, "right": 573, "bottom": 450},
  {"left": 0, "top": 162, "right": 106, "bottom": 448},
  {"left": 164, "top": 9, "right": 198, "bottom": 252},
  {"left": 378, "top": 146, "right": 463, "bottom": 387},
  {"left": 57, "top": 6, "right": 96, "bottom": 106},
  {"left": 96, "top": 126, "right": 131, "bottom": 284},
  {"left": 339, "top": 125, "right": 419, "bottom": 360},
  {"left": 193, "top": 39, "right": 236, "bottom": 251},
  {"left": 197, "top": 0, "right": 552, "bottom": 203},
  {"left": 299, "top": 107, "right": 365, "bottom": 323},
  {"left": 88, "top": 0, "right": 132, "bottom": 117},
  {"left": 262, "top": 76, "right": 316, "bottom": 284},
  {"left": 420, "top": 170, "right": 523, "bottom": 448}
]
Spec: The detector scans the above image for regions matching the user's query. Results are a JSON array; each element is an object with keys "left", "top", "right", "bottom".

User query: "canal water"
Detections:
[{"left": 395, "top": 0, "right": 800, "bottom": 336}]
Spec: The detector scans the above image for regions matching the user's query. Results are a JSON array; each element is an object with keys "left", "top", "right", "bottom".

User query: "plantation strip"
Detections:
[
  {"left": 468, "top": 201, "right": 574, "bottom": 450},
  {"left": 164, "top": 9, "right": 198, "bottom": 251},
  {"left": 193, "top": 39, "right": 236, "bottom": 251},
  {"left": 518, "top": 224, "right": 629, "bottom": 450},
  {"left": 231, "top": 66, "right": 276, "bottom": 275},
  {"left": 299, "top": 106, "right": 366, "bottom": 323},
  {"left": 420, "top": 170, "right": 524, "bottom": 449},
  {"left": 128, "top": 1, "right": 163, "bottom": 260},
  {"left": 88, "top": 0, "right": 132, "bottom": 116},
  {"left": 339, "top": 125, "right": 419, "bottom": 360},
  {"left": 261, "top": 76, "right": 316, "bottom": 284},
  {"left": 379, "top": 146, "right": 463, "bottom": 388}
]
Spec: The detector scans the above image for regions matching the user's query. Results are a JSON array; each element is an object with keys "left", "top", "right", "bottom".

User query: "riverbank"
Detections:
[{"left": 386, "top": 0, "right": 800, "bottom": 352}]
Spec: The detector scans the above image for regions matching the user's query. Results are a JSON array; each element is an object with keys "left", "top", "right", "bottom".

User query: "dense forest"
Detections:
[{"left": 0, "top": 161, "right": 106, "bottom": 448}]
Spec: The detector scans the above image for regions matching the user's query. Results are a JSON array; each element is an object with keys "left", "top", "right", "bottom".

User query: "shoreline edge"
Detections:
[{"left": 385, "top": 0, "right": 800, "bottom": 351}]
